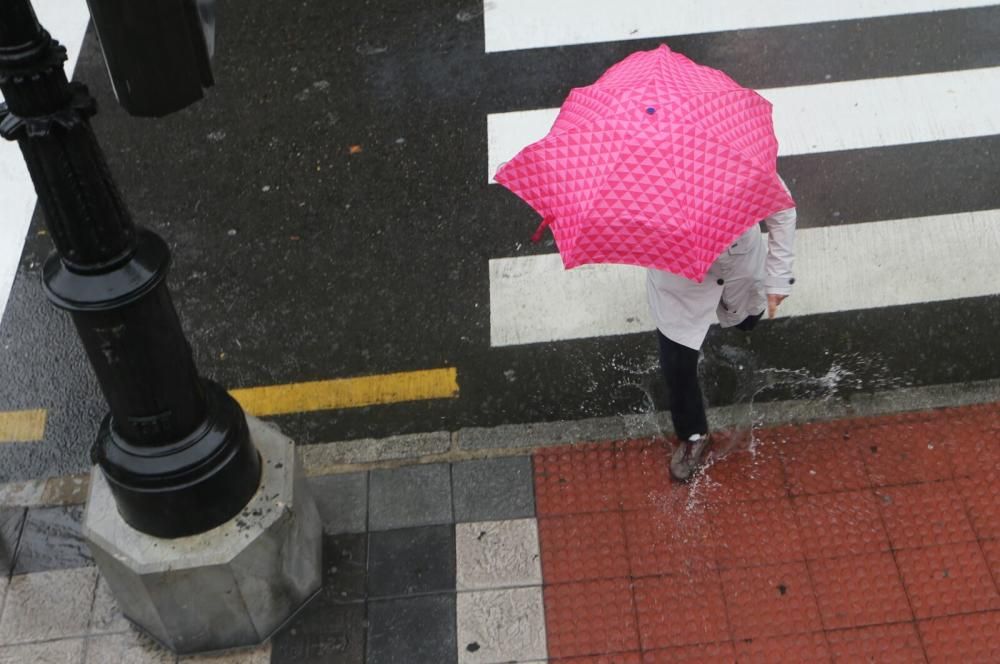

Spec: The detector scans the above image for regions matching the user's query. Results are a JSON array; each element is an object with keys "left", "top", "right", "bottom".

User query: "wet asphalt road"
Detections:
[{"left": 1, "top": 1, "right": 999, "bottom": 481}]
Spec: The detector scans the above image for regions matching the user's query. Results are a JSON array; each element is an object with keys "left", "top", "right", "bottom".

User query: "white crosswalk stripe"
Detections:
[
  {"left": 487, "top": 66, "right": 1000, "bottom": 182},
  {"left": 490, "top": 210, "right": 1000, "bottom": 347},
  {"left": 0, "top": 0, "right": 90, "bottom": 325},
  {"left": 484, "top": 0, "right": 999, "bottom": 52},
  {"left": 484, "top": 2, "right": 1000, "bottom": 349}
]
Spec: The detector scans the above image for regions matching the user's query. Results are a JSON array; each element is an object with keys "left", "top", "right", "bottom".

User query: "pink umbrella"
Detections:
[{"left": 495, "top": 45, "right": 794, "bottom": 282}]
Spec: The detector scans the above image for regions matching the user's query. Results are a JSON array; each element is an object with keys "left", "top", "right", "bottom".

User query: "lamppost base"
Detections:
[
  {"left": 83, "top": 417, "right": 322, "bottom": 655},
  {"left": 93, "top": 380, "right": 262, "bottom": 538}
]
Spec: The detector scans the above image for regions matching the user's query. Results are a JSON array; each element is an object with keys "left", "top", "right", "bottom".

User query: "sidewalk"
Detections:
[{"left": 0, "top": 400, "right": 998, "bottom": 663}]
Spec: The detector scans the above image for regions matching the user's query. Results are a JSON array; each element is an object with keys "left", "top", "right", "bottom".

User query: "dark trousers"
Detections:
[{"left": 656, "top": 311, "right": 763, "bottom": 441}]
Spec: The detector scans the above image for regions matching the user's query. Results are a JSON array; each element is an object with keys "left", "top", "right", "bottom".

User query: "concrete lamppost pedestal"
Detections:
[
  {"left": 84, "top": 418, "right": 322, "bottom": 655},
  {"left": 0, "top": 1, "right": 324, "bottom": 654}
]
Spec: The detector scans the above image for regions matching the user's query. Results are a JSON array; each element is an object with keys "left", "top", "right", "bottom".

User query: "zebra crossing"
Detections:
[
  {"left": 483, "top": 1, "right": 1000, "bottom": 348},
  {"left": 483, "top": 0, "right": 1000, "bottom": 52},
  {"left": 1, "top": 0, "right": 999, "bottom": 482}
]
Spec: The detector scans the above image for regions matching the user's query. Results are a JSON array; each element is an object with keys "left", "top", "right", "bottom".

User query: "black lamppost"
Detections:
[{"left": 0, "top": 0, "right": 260, "bottom": 538}]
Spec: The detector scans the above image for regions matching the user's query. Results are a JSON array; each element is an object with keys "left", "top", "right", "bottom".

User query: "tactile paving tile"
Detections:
[
  {"left": 774, "top": 420, "right": 853, "bottom": 446},
  {"left": 934, "top": 408, "right": 1000, "bottom": 478},
  {"left": 720, "top": 562, "right": 822, "bottom": 640},
  {"left": 825, "top": 622, "right": 925, "bottom": 663},
  {"left": 538, "top": 511, "right": 629, "bottom": 584},
  {"left": 535, "top": 443, "right": 619, "bottom": 516},
  {"left": 698, "top": 438, "right": 788, "bottom": 504},
  {"left": 981, "top": 538, "right": 1000, "bottom": 583},
  {"left": 957, "top": 472, "right": 1000, "bottom": 540},
  {"left": 623, "top": 508, "right": 717, "bottom": 577},
  {"left": 633, "top": 573, "right": 730, "bottom": 650},
  {"left": 807, "top": 552, "right": 912, "bottom": 630},
  {"left": 876, "top": 481, "right": 977, "bottom": 550},
  {"left": 895, "top": 541, "right": 1000, "bottom": 619},
  {"left": 641, "top": 641, "right": 736, "bottom": 663},
  {"left": 918, "top": 611, "right": 1000, "bottom": 663},
  {"left": 793, "top": 490, "right": 890, "bottom": 560},
  {"left": 713, "top": 498, "right": 803, "bottom": 569},
  {"left": 615, "top": 439, "right": 674, "bottom": 512},
  {"left": 780, "top": 439, "right": 870, "bottom": 496},
  {"left": 856, "top": 423, "right": 953, "bottom": 486},
  {"left": 556, "top": 652, "right": 643, "bottom": 663},
  {"left": 544, "top": 577, "right": 640, "bottom": 659},
  {"left": 732, "top": 631, "right": 831, "bottom": 663}
]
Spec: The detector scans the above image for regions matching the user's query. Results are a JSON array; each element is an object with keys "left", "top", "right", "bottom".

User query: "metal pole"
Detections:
[{"left": 0, "top": 0, "right": 260, "bottom": 538}]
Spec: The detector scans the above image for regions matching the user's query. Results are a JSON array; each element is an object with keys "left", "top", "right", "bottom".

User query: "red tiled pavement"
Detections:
[
  {"left": 733, "top": 631, "right": 832, "bottom": 663},
  {"left": 825, "top": 623, "right": 925, "bottom": 663},
  {"left": 712, "top": 497, "right": 804, "bottom": 568},
  {"left": 958, "top": 472, "right": 1000, "bottom": 540},
  {"left": 854, "top": 421, "right": 954, "bottom": 487},
  {"left": 535, "top": 443, "right": 619, "bottom": 516},
  {"left": 623, "top": 508, "right": 716, "bottom": 577},
  {"left": 894, "top": 541, "right": 1000, "bottom": 619},
  {"left": 793, "top": 489, "right": 890, "bottom": 559},
  {"left": 780, "top": 438, "right": 870, "bottom": 496},
  {"left": 697, "top": 438, "right": 788, "bottom": 504},
  {"left": 555, "top": 654, "right": 644, "bottom": 664},
  {"left": 720, "top": 561, "right": 823, "bottom": 640},
  {"left": 876, "top": 481, "right": 978, "bottom": 550},
  {"left": 539, "top": 511, "right": 630, "bottom": 583},
  {"left": 919, "top": 612, "right": 1000, "bottom": 663},
  {"left": 544, "top": 578, "right": 640, "bottom": 659},
  {"left": 642, "top": 641, "right": 736, "bottom": 663},
  {"left": 533, "top": 402, "right": 1000, "bottom": 662},
  {"left": 633, "top": 573, "right": 729, "bottom": 650},
  {"left": 807, "top": 552, "right": 912, "bottom": 630}
]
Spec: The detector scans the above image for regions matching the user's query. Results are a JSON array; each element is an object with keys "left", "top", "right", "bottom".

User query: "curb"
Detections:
[{"left": 2, "top": 377, "right": 999, "bottom": 509}]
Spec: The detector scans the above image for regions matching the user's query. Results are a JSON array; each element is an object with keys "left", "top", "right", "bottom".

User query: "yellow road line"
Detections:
[
  {"left": 0, "top": 409, "right": 47, "bottom": 443},
  {"left": 230, "top": 367, "right": 460, "bottom": 417},
  {"left": 1, "top": 368, "right": 459, "bottom": 441}
]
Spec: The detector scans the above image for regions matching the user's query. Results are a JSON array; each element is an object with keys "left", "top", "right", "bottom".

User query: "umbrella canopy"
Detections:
[{"left": 495, "top": 44, "right": 794, "bottom": 282}]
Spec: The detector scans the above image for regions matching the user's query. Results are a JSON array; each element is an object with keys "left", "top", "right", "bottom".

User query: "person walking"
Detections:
[
  {"left": 492, "top": 44, "right": 797, "bottom": 483},
  {"left": 648, "top": 183, "right": 797, "bottom": 481}
]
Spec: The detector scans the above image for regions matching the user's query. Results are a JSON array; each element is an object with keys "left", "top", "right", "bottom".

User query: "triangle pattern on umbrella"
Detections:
[{"left": 494, "top": 43, "right": 794, "bottom": 282}]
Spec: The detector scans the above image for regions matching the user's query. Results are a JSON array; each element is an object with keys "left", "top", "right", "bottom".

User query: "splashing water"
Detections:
[{"left": 639, "top": 344, "right": 911, "bottom": 520}]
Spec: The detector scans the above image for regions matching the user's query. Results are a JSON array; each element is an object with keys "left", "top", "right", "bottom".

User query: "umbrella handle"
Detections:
[{"left": 531, "top": 216, "right": 552, "bottom": 244}]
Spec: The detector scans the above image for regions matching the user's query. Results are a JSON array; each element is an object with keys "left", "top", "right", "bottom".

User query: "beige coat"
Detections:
[{"left": 646, "top": 205, "right": 797, "bottom": 350}]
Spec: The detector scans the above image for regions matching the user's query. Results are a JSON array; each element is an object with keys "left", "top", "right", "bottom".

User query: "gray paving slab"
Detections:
[
  {"left": 369, "top": 525, "right": 455, "bottom": 598},
  {"left": 12, "top": 505, "right": 92, "bottom": 575},
  {"left": 271, "top": 602, "right": 366, "bottom": 664},
  {"left": 456, "top": 587, "right": 547, "bottom": 664},
  {"left": 0, "top": 482, "right": 44, "bottom": 508},
  {"left": 317, "top": 533, "right": 367, "bottom": 606},
  {"left": 0, "top": 637, "right": 86, "bottom": 663},
  {"left": 178, "top": 643, "right": 270, "bottom": 663},
  {"left": 455, "top": 519, "right": 542, "bottom": 591},
  {"left": 452, "top": 457, "right": 535, "bottom": 523},
  {"left": 179, "top": 643, "right": 271, "bottom": 663},
  {"left": 89, "top": 575, "right": 130, "bottom": 636},
  {"left": 0, "top": 567, "right": 97, "bottom": 644},
  {"left": 308, "top": 472, "right": 368, "bottom": 534},
  {"left": 0, "top": 509, "right": 24, "bottom": 577},
  {"left": 368, "top": 464, "right": 453, "bottom": 531},
  {"left": 83, "top": 631, "right": 175, "bottom": 664},
  {"left": 367, "top": 594, "right": 457, "bottom": 664}
]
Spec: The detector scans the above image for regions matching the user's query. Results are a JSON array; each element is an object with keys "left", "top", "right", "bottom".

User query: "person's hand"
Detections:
[{"left": 767, "top": 294, "right": 788, "bottom": 319}]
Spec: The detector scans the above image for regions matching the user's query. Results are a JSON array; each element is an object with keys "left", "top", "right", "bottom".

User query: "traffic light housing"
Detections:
[{"left": 85, "top": 0, "right": 214, "bottom": 117}]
